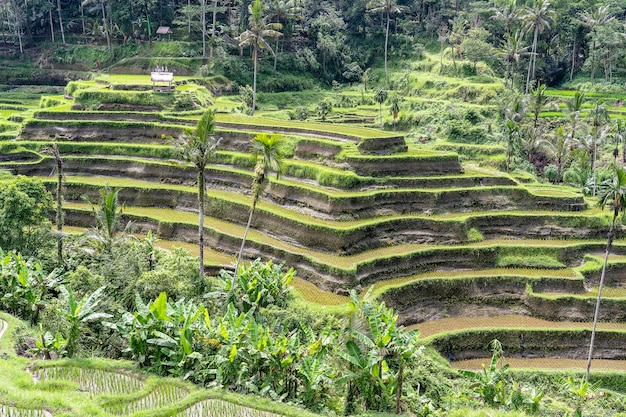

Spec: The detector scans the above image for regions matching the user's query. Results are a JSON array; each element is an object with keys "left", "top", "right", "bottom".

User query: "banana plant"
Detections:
[
  {"left": 1, "top": 252, "right": 63, "bottom": 324},
  {"left": 459, "top": 339, "right": 511, "bottom": 407},
  {"left": 57, "top": 285, "right": 111, "bottom": 357}
]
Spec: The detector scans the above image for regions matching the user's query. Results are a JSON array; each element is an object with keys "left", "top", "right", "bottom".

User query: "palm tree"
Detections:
[
  {"left": 56, "top": 0, "right": 65, "bottom": 44},
  {"left": 521, "top": 0, "right": 555, "bottom": 94},
  {"left": 498, "top": 30, "right": 529, "bottom": 90},
  {"left": 490, "top": 0, "right": 521, "bottom": 37},
  {"left": 84, "top": 186, "right": 132, "bottom": 255},
  {"left": 589, "top": 100, "right": 611, "bottom": 195},
  {"left": 587, "top": 164, "right": 626, "bottom": 381},
  {"left": 172, "top": 111, "right": 222, "bottom": 280},
  {"left": 578, "top": 4, "right": 614, "bottom": 84},
  {"left": 375, "top": 87, "right": 388, "bottom": 129},
  {"left": 267, "top": 0, "right": 301, "bottom": 70},
  {"left": 81, "top": 0, "right": 112, "bottom": 54},
  {"left": 539, "top": 125, "right": 570, "bottom": 182},
  {"left": 565, "top": 91, "right": 586, "bottom": 143},
  {"left": 238, "top": 0, "right": 283, "bottom": 115},
  {"left": 366, "top": 0, "right": 406, "bottom": 85},
  {"left": 389, "top": 93, "right": 400, "bottom": 131},
  {"left": 529, "top": 84, "right": 557, "bottom": 128},
  {"left": 42, "top": 143, "right": 64, "bottom": 263},
  {"left": 234, "top": 133, "right": 284, "bottom": 281}
]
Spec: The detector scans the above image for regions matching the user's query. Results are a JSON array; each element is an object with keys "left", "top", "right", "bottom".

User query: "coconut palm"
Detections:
[
  {"left": 375, "top": 87, "right": 388, "bottom": 129},
  {"left": 84, "top": 186, "right": 132, "bottom": 255},
  {"left": 587, "top": 164, "right": 626, "bottom": 381},
  {"left": 234, "top": 133, "right": 284, "bottom": 281},
  {"left": 389, "top": 93, "right": 400, "bottom": 131},
  {"left": 498, "top": 29, "right": 529, "bottom": 90},
  {"left": 565, "top": 91, "right": 586, "bottom": 143},
  {"left": 578, "top": 4, "right": 614, "bottom": 84},
  {"left": 238, "top": 0, "right": 283, "bottom": 115},
  {"left": 588, "top": 100, "right": 611, "bottom": 194},
  {"left": 521, "top": 0, "right": 555, "bottom": 94},
  {"left": 490, "top": 0, "right": 521, "bottom": 37},
  {"left": 42, "top": 143, "right": 64, "bottom": 263},
  {"left": 81, "top": 0, "right": 111, "bottom": 53},
  {"left": 267, "top": 0, "right": 301, "bottom": 69},
  {"left": 171, "top": 110, "right": 221, "bottom": 281},
  {"left": 539, "top": 125, "right": 571, "bottom": 183},
  {"left": 366, "top": 0, "right": 407, "bottom": 85}
]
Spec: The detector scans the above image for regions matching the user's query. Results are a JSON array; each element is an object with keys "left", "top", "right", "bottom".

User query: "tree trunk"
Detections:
[
  {"left": 187, "top": 0, "right": 191, "bottom": 36},
  {"left": 274, "top": 37, "right": 279, "bottom": 70},
  {"left": 252, "top": 44, "right": 258, "bottom": 115},
  {"left": 201, "top": 0, "right": 207, "bottom": 57},
  {"left": 102, "top": 3, "right": 111, "bottom": 54},
  {"left": 384, "top": 9, "right": 390, "bottom": 85},
  {"left": 234, "top": 200, "right": 257, "bottom": 285},
  {"left": 570, "top": 37, "right": 576, "bottom": 81},
  {"left": 586, "top": 219, "right": 615, "bottom": 381},
  {"left": 49, "top": 8, "right": 55, "bottom": 42},
  {"left": 395, "top": 360, "right": 403, "bottom": 414},
  {"left": 590, "top": 35, "right": 596, "bottom": 84},
  {"left": 526, "top": 26, "right": 538, "bottom": 95},
  {"left": 56, "top": 0, "right": 65, "bottom": 44},
  {"left": 210, "top": 0, "right": 218, "bottom": 58},
  {"left": 592, "top": 138, "right": 597, "bottom": 196},
  {"left": 198, "top": 170, "right": 205, "bottom": 280},
  {"left": 53, "top": 146, "right": 63, "bottom": 263},
  {"left": 81, "top": 4, "right": 86, "bottom": 42}
]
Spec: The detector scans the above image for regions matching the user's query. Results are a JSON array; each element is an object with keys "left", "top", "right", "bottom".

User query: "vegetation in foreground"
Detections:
[{"left": 0, "top": 175, "right": 626, "bottom": 417}]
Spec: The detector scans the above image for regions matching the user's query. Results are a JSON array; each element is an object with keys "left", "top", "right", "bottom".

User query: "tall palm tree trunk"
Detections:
[
  {"left": 586, "top": 218, "right": 615, "bottom": 381},
  {"left": 56, "top": 0, "right": 65, "bottom": 44},
  {"left": 384, "top": 9, "right": 390, "bottom": 85},
  {"left": 49, "top": 9, "right": 55, "bottom": 42},
  {"left": 102, "top": 3, "right": 111, "bottom": 54},
  {"left": 591, "top": 36, "right": 596, "bottom": 84},
  {"left": 201, "top": 0, "right": 207, "bottom": 57},
  {"left": 53, "top": 147, "right": 63, "bottom": 263},
  {"left": 234, "top": 199, "right": 257, "bottom": 282},
  {"left": 198, "top": 170, "right": 205, "bottom": 280},
  {"left": 526, "top": 26, "right": 538, "bottom": 94},
  {"left": 210, "top": 0, "right": 218, "bottom": 58},
  {"left": 252, "top": 45, "right": 258, "bottom": 115}
]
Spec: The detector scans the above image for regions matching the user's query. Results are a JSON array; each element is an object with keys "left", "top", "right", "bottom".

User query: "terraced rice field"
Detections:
[
  {"left": 3, "top": 77, "right": 626, "bottom": 371},
  {"left": 454, "top": 358, "right": 626, "bottom": 371},
  {"left": 412, "top": 315, "right": 626, "bottom": 339}
]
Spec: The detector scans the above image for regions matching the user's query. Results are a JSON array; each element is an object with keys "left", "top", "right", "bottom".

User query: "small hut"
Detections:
[
  {"left": 156, "top": 26, "right": 172, "bottom": 40},
  {"left": 151, "top": 65, "right": 174, "bottom": 92}
]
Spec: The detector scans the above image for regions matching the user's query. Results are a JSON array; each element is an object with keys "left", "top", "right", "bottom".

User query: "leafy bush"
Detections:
[
  {"left": 467, "top": 228, "right": 484, "bottom": 243},
  {"left": 446, "top": 120, "right": 490, "bottom": 144},
  {"left": 0, "top": 176, "right": 53, "bottom": 255},
  {"left": 0, "top": 252, "right": 63, "bottom": 324},
  {"left": 208, "top": 259, "right": 294, "bottom": 314}
]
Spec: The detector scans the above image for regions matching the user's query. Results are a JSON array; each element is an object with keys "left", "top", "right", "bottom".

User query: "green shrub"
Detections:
[
  {"left": 446, "top": 120, "right": 490, "bottom": 144},
  {"left": 467, "top": 228, "right": 484, "bottom": 243},
  {"left": 39, "top": 97, "right": 63, "bottom": 108}
]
